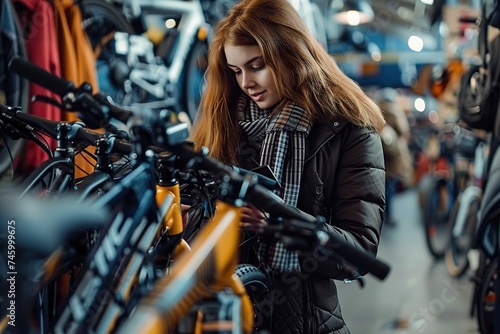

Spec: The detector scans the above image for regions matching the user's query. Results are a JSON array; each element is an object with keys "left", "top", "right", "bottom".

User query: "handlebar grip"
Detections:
[
  {"left": 231, "top": 165, "right": 280, "bottom": 191},
  {"left": 9, "top": 57, "right": 74, "bottom": 97},
  {"left": 245, "top": 183, "right": 316, "bottom": 223},
  {"left": 326, "top": 232, "right": 391, "bottom": 280},
  {"left": 15, "top": 111, "right": 61, "bottom": 137}
]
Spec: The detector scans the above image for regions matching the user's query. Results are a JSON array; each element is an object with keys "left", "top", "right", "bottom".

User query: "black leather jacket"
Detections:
[{"left": 294, "top": 120, "right": 385, "bottom": 333}]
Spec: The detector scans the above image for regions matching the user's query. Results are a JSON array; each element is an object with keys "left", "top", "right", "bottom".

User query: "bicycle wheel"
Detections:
[
  {"left": 476, "top": 258, "right": 497, "bottom": 334},
  {"left": 0, "top": 1, "right": 29, "bottom": 177},
  {"left": 184, "top": 39, "right": 208, "bottom": 122},
  {"left": 80, "top": 0, "right": 136, "bottom": 104},
  {"left": 81, "top": 0, "right": 133, "bottom": 54},
  {"left": 424, "top": 177, "right": 453, "bottom": 259},
  {"left": 235, "top": 264, "right": 272, "bottom": 333},
  {"left": 445, "top": 192, "right": 481, "bottom": 277}
]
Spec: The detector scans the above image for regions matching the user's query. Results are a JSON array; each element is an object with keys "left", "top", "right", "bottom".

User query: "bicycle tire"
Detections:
[
  {"left": 476, "top": 258, "right": 497, "bottom": 334},
  {"left": 445, "top": 193, "right": 481, "bottom": 278},
  {"left": 81, "top": 0, "right": 134, "bottom": 53},
  {"left": 424, "top": 177, "right": 453, "bottom": 259},
  {"left": 0, "top": 2, "right": 29, "bottom": 177},
  {"left": 235, "top": 264, "right": 273, "bottom": 333},
  {"left": 469, "top": 252, "right": 490, "bottom": 318},
  {"left": 80, "top": 0, "right": 136, "bottom": 104},
  {"left": 184, "top": 39, "right": 208, "bottom": 122}
]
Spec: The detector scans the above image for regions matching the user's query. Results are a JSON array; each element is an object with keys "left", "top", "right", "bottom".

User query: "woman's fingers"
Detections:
[{"left": 240, "top": 203, "right": 267, "bottom": 228}]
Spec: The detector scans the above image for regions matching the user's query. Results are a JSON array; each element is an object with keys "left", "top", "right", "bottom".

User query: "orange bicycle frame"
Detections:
[{"left": 116, "top": 200, "right": 254, "bottom": 334}]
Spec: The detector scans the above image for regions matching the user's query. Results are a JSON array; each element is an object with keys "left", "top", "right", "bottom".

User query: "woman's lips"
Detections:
[{"left": 251, "top": 91, "right": 265, "bottom": 101}]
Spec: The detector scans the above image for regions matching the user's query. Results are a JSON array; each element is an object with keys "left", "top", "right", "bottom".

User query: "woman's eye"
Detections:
[{"left": 251, "top": 65, "right": 263, "bottom": 71}]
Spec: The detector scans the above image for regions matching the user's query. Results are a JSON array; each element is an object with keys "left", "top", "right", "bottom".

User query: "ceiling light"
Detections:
[
  {"left": 165, "top": 18, "right": 176, "bottom": 29},
  {"left": 332, "top": 0, "right": 374, "bottom": 26},
  {"left": 408, "top": 35, "right": 424, "bottom": 52}
]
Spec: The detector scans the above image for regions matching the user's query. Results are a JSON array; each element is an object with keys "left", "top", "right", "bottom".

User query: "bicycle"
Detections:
[
  {"left": 421, "top": 120, "right": 469, "bottom": 260},
  {"left": 445, "top": 128, "right": 488, "bottom": 278},
  {"left": 1, "top": 105, "right": 391, "bottom": 334},
  {"left": 454, "top": 0, "right": 500, "bottom": 332},
  {"left": 5, "top": 57, "right": 135, "bottom": 198},
  {"left": 113, "top": 140, "right": 391, "bottom": 334},
  {"left": 80, "top": 0, "right": 211, "bottom": 122},
  {"left": 0, "top": 76, "right": 274, "bottom": 333},
  {"left": 0, "top": 108, "right": 193, "bottom": 333},
  {"left": 2, "top": 57, "right": 194, "bottom": 332}
]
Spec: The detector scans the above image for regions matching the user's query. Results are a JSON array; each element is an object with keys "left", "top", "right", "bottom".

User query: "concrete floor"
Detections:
[{"left": 336, "top": 188, "right": 479, "bottom": 334}]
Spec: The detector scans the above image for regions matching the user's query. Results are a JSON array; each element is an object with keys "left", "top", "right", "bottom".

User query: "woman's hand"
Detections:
[{"left": 240, "top": 202, "right": 267, "bottom": 229}]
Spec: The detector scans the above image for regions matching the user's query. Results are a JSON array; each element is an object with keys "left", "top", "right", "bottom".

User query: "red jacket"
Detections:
[{"left": 12, "top": 0, "right": 61, "bottom": 174}]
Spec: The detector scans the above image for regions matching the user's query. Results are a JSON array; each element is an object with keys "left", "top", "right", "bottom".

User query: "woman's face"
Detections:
[{"left": 224, "top": 44, "right": 281, "bottom": 109}]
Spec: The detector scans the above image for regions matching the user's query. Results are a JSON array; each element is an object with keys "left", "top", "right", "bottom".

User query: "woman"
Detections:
[{"left": 190, "top": 0, "right": 386, "bottom": 332}]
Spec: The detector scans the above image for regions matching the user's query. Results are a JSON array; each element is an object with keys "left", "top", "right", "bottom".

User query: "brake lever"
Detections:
[{"left": 32, "top": 94, "right": 65, "bottom": 110}]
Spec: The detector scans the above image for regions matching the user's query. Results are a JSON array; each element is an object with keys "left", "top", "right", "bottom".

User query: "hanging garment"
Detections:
[
  {"left": 54, "top": 0, "right": 100, "bottom": 177},
  {"left": 54, "top": 0, "right": 99, "bottom": 109},
  {"left": 12, "top": 0, "right": 62, "bottom": 175},
  {"left": 1, "top": 0, "right": 23, "bottom": 107}
]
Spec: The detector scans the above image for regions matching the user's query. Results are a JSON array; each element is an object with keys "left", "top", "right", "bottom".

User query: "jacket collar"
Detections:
[{"left": 305, "top": 119, "right": 347, "bottom": 162}]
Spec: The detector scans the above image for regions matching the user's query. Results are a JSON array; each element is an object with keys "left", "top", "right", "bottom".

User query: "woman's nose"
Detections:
[{"left": 241, "top": 71, "right": 256, "bottom": 89}]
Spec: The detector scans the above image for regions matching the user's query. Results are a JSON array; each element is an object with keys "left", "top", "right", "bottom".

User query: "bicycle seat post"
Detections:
[{"left": 157, "top": 152, "right": 178, "bottom": 187}]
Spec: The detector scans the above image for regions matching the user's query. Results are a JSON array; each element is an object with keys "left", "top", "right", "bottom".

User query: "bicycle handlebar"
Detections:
[
  {"left": 171, "top": 143, "right": 391, "bottom": 280},
  {"left": 230, "top": 165, "right": 281, "bottom": 191},
  {"left": 320, "top": 226, "right": 390, "bottom": 280},
  {"left": 2, "top": 104, "right": 287, "bottom": 193},
  {"left": 1, "top": 98, "right": 391, "bottom": 280},
  {"left": 9, "top": 57, "right": 73, "bottom": 97},
  {"left": 8, "top": 57, "right": 134, "bottom": 127},
  {"left": 0, "top": 105, "right": 134, "bottom": 155}
]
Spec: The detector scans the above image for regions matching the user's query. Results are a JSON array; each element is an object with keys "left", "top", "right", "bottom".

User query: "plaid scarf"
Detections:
[{"left": 237, "top": 94, "right": 312, "bottom": 273}]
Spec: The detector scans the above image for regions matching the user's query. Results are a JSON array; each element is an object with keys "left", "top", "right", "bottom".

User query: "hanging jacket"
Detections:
[
  {"left": 54, "top": 0, "right": 98, "bottom": 113},
  {"left": 12, "top": 0, "right": 62, "bottom": 174},
  {"left": 54, "top": 0, "right": 100, "bottom": 177},
  {"left": 1, "top": 0, "right": 23, "bottom": 107}
]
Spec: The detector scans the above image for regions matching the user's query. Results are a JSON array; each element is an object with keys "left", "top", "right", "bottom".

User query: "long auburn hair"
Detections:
[{"left": 190, "top": 0, "right": 385, "bottom": 163}]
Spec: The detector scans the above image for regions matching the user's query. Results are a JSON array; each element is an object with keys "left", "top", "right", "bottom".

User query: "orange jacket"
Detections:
[{"left": 54, "top": 0, "right": 99, "bottom": 177}]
